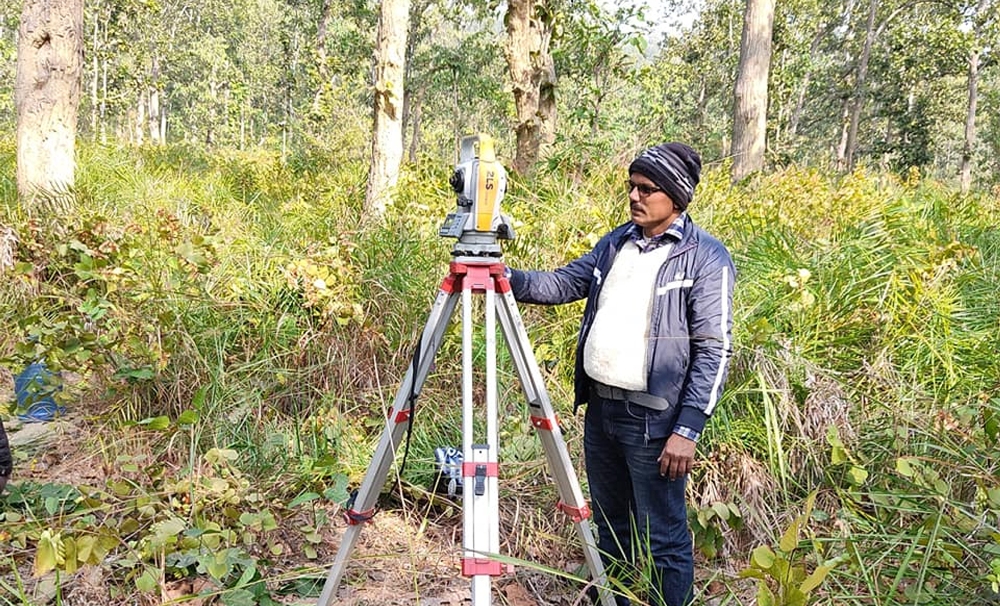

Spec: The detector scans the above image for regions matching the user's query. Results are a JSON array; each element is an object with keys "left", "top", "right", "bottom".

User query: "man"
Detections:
[{"left": 508, "top": 142, "right": 735, "bottom": 606}]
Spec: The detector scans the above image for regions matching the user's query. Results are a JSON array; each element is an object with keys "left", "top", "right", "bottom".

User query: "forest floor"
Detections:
[
  {"left": 1, "top": 364, "right": 738, "bottom": 606},
  {"left": 0, "top": 404, "right": 610, "bottom": 606}
]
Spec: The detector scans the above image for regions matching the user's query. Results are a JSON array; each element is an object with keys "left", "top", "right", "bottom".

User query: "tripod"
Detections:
[{"left": 315, "top": 253, "right": 614, "bottom": 605}]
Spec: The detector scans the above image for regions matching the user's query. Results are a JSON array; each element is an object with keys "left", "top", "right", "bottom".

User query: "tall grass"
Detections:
[{"left": 2, "top": 138, "right": 999, "bottom": 604}]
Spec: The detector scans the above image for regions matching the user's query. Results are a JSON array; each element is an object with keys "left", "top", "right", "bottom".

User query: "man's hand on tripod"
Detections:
[{"left": 658, "top": 434, "right": 695, "bottom": 480}]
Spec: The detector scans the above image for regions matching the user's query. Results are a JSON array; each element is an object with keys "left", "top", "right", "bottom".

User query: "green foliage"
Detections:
[
  {"left": 689, "top": 501, "right": 743, "bottom": 560},
  {"left": 0, "top": 444, "right": 344, "bottom": 604},
  {"left": 5, "top": 132, "right": 1000, "bottom": 604},
  {"left": 740, "top": 493, "right": 846, "bottom": 605}
]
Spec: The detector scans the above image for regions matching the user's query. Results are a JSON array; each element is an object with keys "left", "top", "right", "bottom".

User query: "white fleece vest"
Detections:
[{"left": 583, "top": 240, "right": 672, "bottom": 391}]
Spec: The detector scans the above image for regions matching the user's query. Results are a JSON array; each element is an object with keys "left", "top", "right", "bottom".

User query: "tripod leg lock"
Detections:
[
  {"left": 463, "top": 461, "right": 498, "bottom": 497},
  {"left": 530, "top": 415, "right": 558, "bottom": 431},
  {"left": 461, "top": 558, "right": 507, "bottom": 577},
  {"left": 343, "top": 490, "right": 376, "bottom": 525},
  {"left": 474, "top": 464, "right": 488, "bottom": 496},
  {"left": 343, "top": 507, "right": 376, "bottom": 525},
  {"left": 556, "top": 500, "right": 592, "bottom": 523}
]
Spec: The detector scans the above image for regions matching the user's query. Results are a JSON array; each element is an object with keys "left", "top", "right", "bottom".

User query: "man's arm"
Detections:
[
  {"left": 508, "top": 247, "right": 599, "bottom": 305},
  {"left": 659, "top": 252, "right": 734, "bottom": 478},
  {"left": 675, "top": 252, "right": 736, "bottom": 436}
]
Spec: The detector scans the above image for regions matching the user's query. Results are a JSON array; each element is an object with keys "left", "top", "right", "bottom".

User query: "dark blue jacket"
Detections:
[{"left": 509, "top": 218, "right": 735, "bottom": 433}]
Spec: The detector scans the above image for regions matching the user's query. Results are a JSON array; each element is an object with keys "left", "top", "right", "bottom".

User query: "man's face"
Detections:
[{"left": 628, "top": 172, "right": 679, "bottom": 237}]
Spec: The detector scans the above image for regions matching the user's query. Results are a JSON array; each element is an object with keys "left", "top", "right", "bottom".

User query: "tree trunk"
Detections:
[
  {"left": 959, "top": 49, "right": 978, "bottom": 193},
  {"left": 844, "top": 0, "right": 878, "bottom": 171},
  {"left": 310, "top": 0, "right": 333, "bottom": 115},
  {"left": 836, "top": 97, "right": 850, "bottom": 171},
  {"left": 364, "top": 0, "right": 410, "bottom": 220},
  {"left": 960, "top": 0, "right": 989, "bottom": 194},
  {"left": 15, "top": 0, "right": 84, "bottom": 203},
  {"left": 149, "top": 54, "right": 163, "bottom": 145},
  {"left": 100, "top": 55, "right": 108, "bottom": 144},
  {"left": 89, "top": 7, "right": 99, "bottom": 137},
  {"left": 730, "top": 0, "right": 775, "bottom": 182},
  {"left": 401, "top": 0, "right": 429, "bottom": 162},
  {"left": 407, "top": 87, "right": 423, "bottom": 163},
  {"left": 504, "top": 0, "right": 556, "bottom": 175}
]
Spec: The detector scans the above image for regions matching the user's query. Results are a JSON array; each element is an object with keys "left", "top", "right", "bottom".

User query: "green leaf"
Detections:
[
  {"left": 177, "top": 409, "right": 200, "bottom": 426},
  {"left": 150, "top": 517, "right": 186, "bottom": 546},
  {"left": 324, "top": 475, "right": 350, "bottom": 504},
  {"left": 896, "top": 457, "right": 917, "bottom": 477},
  {"left": 751, "top": 545, "right": 775, "bottom": 570},
  {"left": 135, "top": 566, "right": 159, "bottom": 592},
  {"left": 738, "top": 567, "right": 767, "bottom": 580},
  {"left": 77, "top": 535, "right": 96, "bottom": 563},
  {"left": 727, "top": 502, "right": 742, "bottom": 520},
  {"left": 288, "top": 492, "right": 321, "bottom": 508},
  {"left": 192, "top": 386, "right": 207, "bottom": 411},
  {"left": 826, "top": 427, "right": 853, "bottom": 465},
  {"left": 786, "top": 586, "right": 808, "bottom": 606},
  {"left": 63, "top": 537, "right": 79, "bottom": 574},
  {"left": 711, "top": 501, "right": 731, "bottom": 522},
  {"left": 800, "top": 563, "right": 836, "bottom": 593},
  {"left": 222, "top": 588, "right": 257, "bottom": 606},
  {"left": 206, "top": 551, "right": 231, "bottom": 580},
  {"left": 34, "top": 530, "right": 64, "bottom": 576},
  {"left": 984, "top": 406, "right": 998, "bottom": 445},
  {"left": 234, "top": 562, "right": 258, "bottom": 588},
  {"left": 138, "top": 415, "right": 171, "bottom": 431},
  {"left": 779, "top": 518, "right": 800, "bottom": 553},
  {"left": 756, "top": 583, "right": 776, "bottom": 606},
  {"left": 206, "top": 448, "right": 239, "bottom": 464},
  {"left": 987, "top": 488, "right": 1000, "bottom": 509},
  {"left": 847, "top": 465, "right": 869, "bottom": 486}
]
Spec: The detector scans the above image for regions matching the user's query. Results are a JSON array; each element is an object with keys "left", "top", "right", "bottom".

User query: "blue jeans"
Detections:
[{"left": 584, "top": 394, "right": 694, "bottom": 606}]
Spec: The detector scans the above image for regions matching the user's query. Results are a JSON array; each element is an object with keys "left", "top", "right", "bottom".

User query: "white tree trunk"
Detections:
[
  {"left": 960, "top": 0, "right": 990, "bottom": 193},
  {"left": 364, "top": 0, "right": 410, "bottom": 220},
  {"left": 730, "top": 0, "right": 775, "bottom": 182},
  {"left": 15, "top": 0, "right": 84, "bottom": 202},
  {"left": 149, "top": 55, "right": 163, "bottom": 145}
]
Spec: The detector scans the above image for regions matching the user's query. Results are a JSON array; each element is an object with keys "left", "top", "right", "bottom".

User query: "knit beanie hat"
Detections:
[{"left": 628, "top": 142, "right": 702, "bottom": 211}]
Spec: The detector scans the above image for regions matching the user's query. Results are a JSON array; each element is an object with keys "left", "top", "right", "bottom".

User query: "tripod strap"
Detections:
[{"left": 394, "top": 333, "right": 422, "bottom": 481}]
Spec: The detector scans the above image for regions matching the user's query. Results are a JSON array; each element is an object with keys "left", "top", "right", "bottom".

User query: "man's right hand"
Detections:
[{"left": 0, "top": 475, "right": 8, "bottom": 494}]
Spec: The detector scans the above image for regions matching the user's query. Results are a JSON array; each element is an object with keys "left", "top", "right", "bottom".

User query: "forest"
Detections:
[{"left": 1, "top": 0, "right": 999, "bottom": 605}]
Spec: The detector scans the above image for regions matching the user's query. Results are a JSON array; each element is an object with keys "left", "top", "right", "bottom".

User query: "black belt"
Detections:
[{"left": 592, "top": 381, "right": 671, "bottom": 411}]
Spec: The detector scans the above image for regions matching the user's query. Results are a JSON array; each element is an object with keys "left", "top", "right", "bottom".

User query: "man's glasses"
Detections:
[{"left": 627, "top": 180, "right": 662, "bottom": 197}]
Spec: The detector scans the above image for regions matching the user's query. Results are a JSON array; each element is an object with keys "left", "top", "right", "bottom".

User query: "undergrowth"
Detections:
[{"left": 1, "top": 136, "right": 1000, "bottom": 605}]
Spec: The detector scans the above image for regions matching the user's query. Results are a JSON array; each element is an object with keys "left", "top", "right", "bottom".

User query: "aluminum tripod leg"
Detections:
[
  {"left": 315, "top": 281, "right": 460, "bottom": 606},
  {"left": 494, "top": 274, "right": 616, "bottom": 606},
  {"left": 459, "top": 263, "right": 502, "bottom": 605}
]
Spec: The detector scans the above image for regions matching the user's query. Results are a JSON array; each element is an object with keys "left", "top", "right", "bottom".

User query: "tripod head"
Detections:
[{"left": 439, "top": 134, "right": 516, "bottom": 257}]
